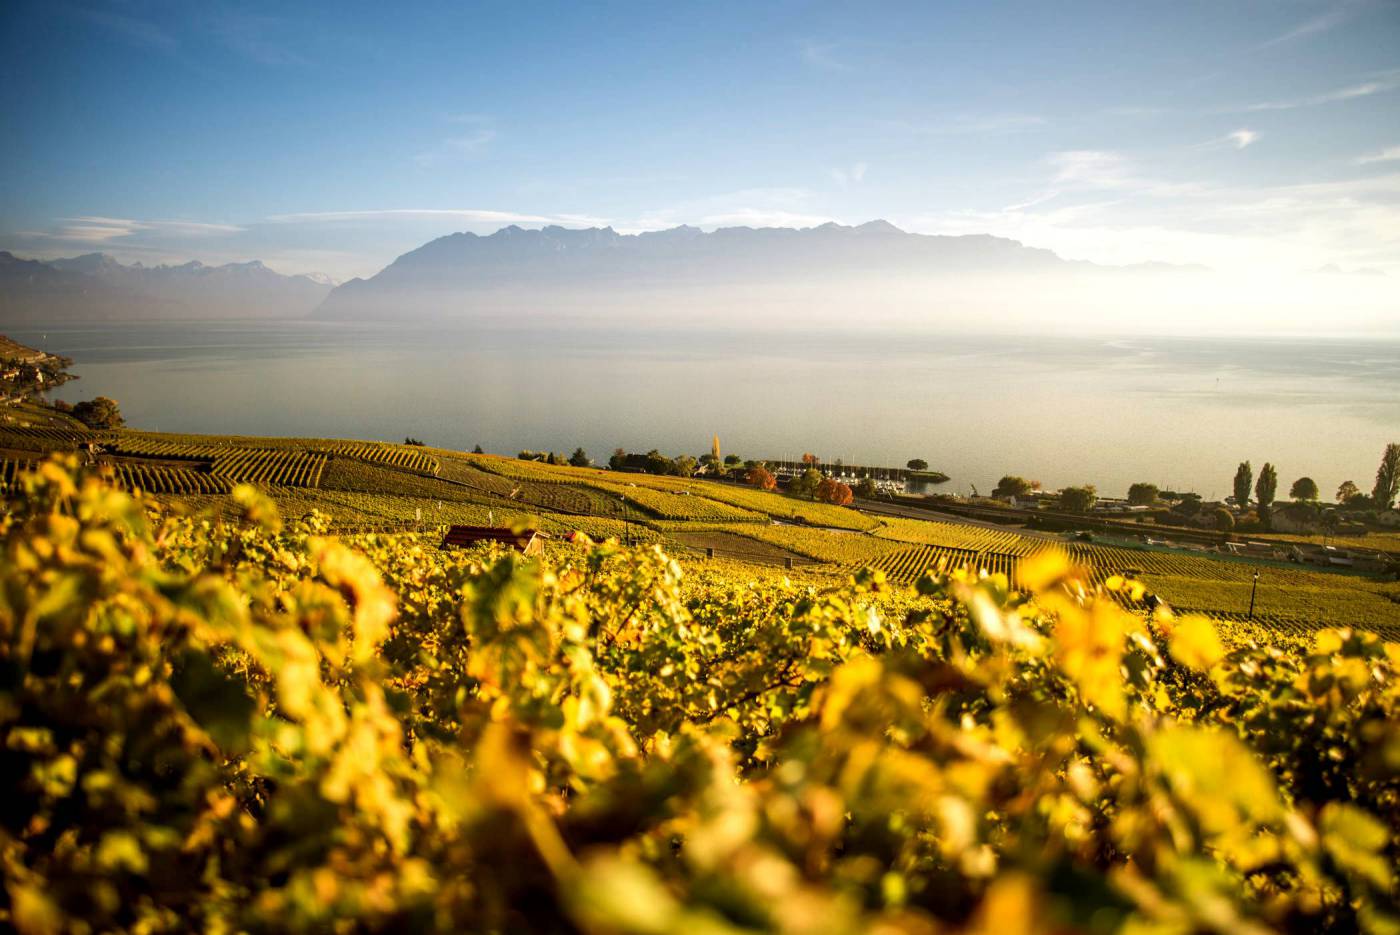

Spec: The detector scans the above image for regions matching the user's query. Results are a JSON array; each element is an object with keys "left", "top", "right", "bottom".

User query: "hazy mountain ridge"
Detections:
[
  {"left": 315, "top": 220, "right": 1206, "bottom": 322},
  {"left": 0, "top": 251, "right": 335, "bottom": 323}
]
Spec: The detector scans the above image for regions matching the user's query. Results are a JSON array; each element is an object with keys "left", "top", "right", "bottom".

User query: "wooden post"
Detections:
[
  {"left": 706, "top": 547, "right": 714, "bottom": 558},
  {"left": 785, "top": 557, "right": 793, "bottom": 569}
]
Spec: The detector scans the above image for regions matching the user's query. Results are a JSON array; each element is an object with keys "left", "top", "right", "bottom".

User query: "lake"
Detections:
[{"left": 10, "top": 322, "right": 1398, "bottom": 501}]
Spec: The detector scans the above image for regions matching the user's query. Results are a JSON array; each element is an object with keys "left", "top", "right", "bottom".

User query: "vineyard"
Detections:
[
  {"left": 1, "top": 458, "right": 1395, "bottom": 933},
  {"left": 864, "top": 536, "right": 1400, "bottom": 643},
  {"left": 209, "top": 448, "right": 328, "bottom": 487},
  {"left": 0, "top": 424, "right": 104, "bottom": 453},
  {"left": 1, "top": 426, "right": 1396, "bottom": 638},
  {"left": 327, "top": 441, "right": 441, "bottom": 475},
  {"left": 468, "top": 453, "right": 874, "bottom": 529},
  {"left": 2, "top": 456, "right": 234, "bottom": 496},
  {"left": 106, "top": 463, "right": 234, "bottom": 495}
]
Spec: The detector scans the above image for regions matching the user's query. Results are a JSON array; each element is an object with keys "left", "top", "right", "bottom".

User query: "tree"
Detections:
[
  {"left": 569, "top": 447, "right": 591, "bottom": 468},
  {"left": 992, "top": 476, "right": 1033, "bottom": 499},
  {"left": 1058, "top": 485, "right": 1097, "bottom": 513},
  {"left": 723, "top": 454, "right": 741, "bottom": 467},
  {"left": 1255, "top": 463, "right": 1278, "bottom": 512},
  {"left": 472, "top": 445, "right": 484, "bottom": 454},
  {"left": 791, "top": 468, "right": 823, "bottom": 500},
  {"left": 403, "top": 437, "right": 424, "bottom": 446},
  {"left": 815, "top": 477, "right": 853, "bottom": 506},
  {"left": 70, "top": 396, "right": 124, "bottom": 429},
  {"left": 1233, "top": 461, "right": 1252, "bottom": 509},
  {"left": 1336, "top": 480, "right": 1359, "bottom": 504},
  {"left": 1213, "top": 507, "right": 1235, "bottom": 531},
  {"left": 673, "top": 455, "right": 697, "bottom": 478},
  {"left": 1171, "top": 498, "right": 1202, "bottom": 518},
  {"left": 854, "top": 477, "right": 877, "bottom": 499},
  {"left": 609, "top": 448, "right": 627, "bottom": 470},
  {"left": 746, "top": 465, "right": 776, "bottom": 491},
  {"left": 1289, "top": 477, "right": 1318, "bottom": 502},
  {"left": 800, "top": 453, "right": 820, "bottom": 467},
  {"left": 1373, "top": 443, "right": 1400, "bottom": 510},
  {"left": 906, "top": 458, "right": 928, "bottom": 471},
  {"left": 1127, "top": 483, "right": 1159, "bottom": 506}
]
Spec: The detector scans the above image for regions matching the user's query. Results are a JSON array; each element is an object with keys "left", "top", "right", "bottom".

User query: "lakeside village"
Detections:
[{"left": 519, "top": 439, "right": 1400, "bottom": 577}]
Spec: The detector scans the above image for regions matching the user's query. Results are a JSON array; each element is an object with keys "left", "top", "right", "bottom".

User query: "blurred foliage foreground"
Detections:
[{"left": 1, "top": 458, "right": 1397, "bottom": 934}]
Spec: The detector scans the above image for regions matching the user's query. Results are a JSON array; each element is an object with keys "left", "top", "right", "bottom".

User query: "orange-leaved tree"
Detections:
[{"left": 747, "top": 465, "right": 777, "bottom": 491}]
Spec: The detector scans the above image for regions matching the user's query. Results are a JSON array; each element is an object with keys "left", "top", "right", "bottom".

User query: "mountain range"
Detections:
[
  {"left": 0, "top": 251, "right": 334, "bottom": 323},
  {"left": 1, "top": 222, "right": 1204, "bottom": 325},
  {"left": 315, "top": 221, "right": 1185, "bottom": 321}
]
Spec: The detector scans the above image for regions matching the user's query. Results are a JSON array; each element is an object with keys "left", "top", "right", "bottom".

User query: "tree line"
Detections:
[{"left": 1232, "top": 443, "right": 1399, "bottom": 512}]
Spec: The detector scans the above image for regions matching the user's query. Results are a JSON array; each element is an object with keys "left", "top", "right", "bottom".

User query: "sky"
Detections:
[{"left": 2, "top": 0, "right": 1399, "bottom": 283}]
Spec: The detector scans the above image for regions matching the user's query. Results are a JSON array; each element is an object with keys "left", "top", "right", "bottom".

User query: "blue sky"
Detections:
[{"left": 3, "top": 0, "right": 1399, "bottom": 280}]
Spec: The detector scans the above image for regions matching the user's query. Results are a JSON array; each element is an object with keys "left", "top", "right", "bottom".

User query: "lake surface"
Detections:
[{"left": 11, "top": 322, "right": 1399, "bottom": 500}]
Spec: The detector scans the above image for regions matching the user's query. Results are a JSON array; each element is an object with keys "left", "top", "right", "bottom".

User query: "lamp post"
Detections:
[{"left": 1248, "top": 570, "right": 1260, "bottom": 619}]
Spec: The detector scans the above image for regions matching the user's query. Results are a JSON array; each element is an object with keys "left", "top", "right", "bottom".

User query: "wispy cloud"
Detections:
[
  {"left": 71, "top": 5, "right": 179, "bottom": 51},
  {"left": 1240, "top": 69, "right": 1400, "bottom": 111},
  {"left": 205, "top": 6, "right": 308, "bottom": 66},
  {"left": 68, "top": 2, "right": 309, "bottom": 65},
  {"left": 903, "top": 166, "right": 1400, "bottom": 276},
  {"left": 414, "top": 130, "right": 498, "bottom": 168},
  {"left": 1102, "top": 106, "right": 1170, "bottom": 118},
  {"left": 1227, "top": 128, "right": 1260, "bottom": 150},
  {"left": 1050, "top": 151, "right": 1136, "bottom": 189},
  {"left": 1356, "top": 144, "right": 1400, "bottom": 165},
  {"left": 830, "top": 162, "right": 868, "bottom": 187},
  {"left": 884, "top": 113, "right": 1047, "bottom": 135},
  {"left": 414, "top": 114, "right": 498, "bottom": 168},
  {"left": 798, "top": 39, "right": 851, "bottom": 71},
  {"left": 34, "top": 216, "right": 246, "bottom": 243},
  {"left": 1253, "top": 4, "right": 1356, "bottom": 50},
  {"left": 265, "top": 208, "right": 611, "bottom": 227},
  {"left": 1191, "top": 128, "right": 1260, "bottom": 152}
]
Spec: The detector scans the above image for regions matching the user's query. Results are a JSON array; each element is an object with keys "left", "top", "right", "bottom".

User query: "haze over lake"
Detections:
[{"left": 15, "top": 322, "right": 1397, "bottom": 501}]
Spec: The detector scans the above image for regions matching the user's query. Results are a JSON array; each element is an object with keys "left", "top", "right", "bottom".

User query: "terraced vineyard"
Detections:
[
  {"left": 3, "top": 423, "right": 1395, "bottom": 638},
  {"left": 210, "top": 449, "right": 327, "bottom": 487},
  {"left": 585, "top": 480, "right": 765, "bottom": 522},
  {"left": 108, "top": 463, "right": 234, "bottom": 495},
  {"left": 864, "top": 530, "right": 1400, "bottom": 640},
  {"left": 468, "top": 454, "right": 873, "bottom": 529},
  {"left": 733, "top": 524, "right": 897, "bottom": 564},
  {"left": 5, "top": 456, "right": 233, "bottom": 496},
  {"left": 0, "top": 424, "right": 102, "bottom": 453},
  {"left": 328, "top": 441, "right": 440, "bottom": 475},
  {"left": 109, "top": 438, "right": 228, "bottom": 460},
  {"left": 670, "top": 481, "right": 878, "bottom": 530},
  {"left": 669, "top": 529, "right": 817, "bottom": 566},
  {"left": 440, "top": 458, "right": 627, "bottom": 515},
  {"left": 871, "top": 515, "right": 1041, "bottom": 552}
]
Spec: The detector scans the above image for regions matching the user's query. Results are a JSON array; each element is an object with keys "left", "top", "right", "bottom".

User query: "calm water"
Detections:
[{"left": 11, "top": 322, "right": 1399, "bottom": 500}]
